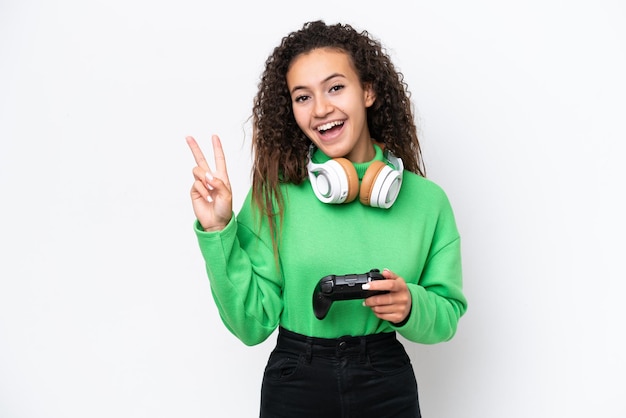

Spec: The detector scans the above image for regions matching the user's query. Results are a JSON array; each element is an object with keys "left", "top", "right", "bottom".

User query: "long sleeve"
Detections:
[
  {"left": 194, "top": 208, "right": 283, "bottom": 346},
  {"left": 394, "top": 235, "right": 466, "bottom": 343}
]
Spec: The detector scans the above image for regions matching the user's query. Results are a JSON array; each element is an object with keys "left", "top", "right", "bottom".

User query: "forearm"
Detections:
[
  {"left": 195, "top": 217, "right": 283, "bottom": 345},
  {"left": 394, "top": 284, "right": 466, "bottom": 344}
]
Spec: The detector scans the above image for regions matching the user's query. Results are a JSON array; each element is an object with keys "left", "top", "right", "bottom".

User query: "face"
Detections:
[{"left": 286, "top": 48, "right": 376, "bottom": 162}]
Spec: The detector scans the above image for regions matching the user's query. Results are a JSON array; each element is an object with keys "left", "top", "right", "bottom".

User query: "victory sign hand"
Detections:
[{"left": 186, "top": 135, "right": 233, "bottom": 231}]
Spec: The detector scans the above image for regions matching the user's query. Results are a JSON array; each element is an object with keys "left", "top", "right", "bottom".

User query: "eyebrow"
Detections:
[{"left": 289, "top": 73, "right": 346, "bottom": 94}]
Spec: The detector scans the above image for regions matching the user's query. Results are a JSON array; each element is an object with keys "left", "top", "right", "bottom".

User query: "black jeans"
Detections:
[{"left": 260, "top": 327, "right": 421, "bottom": 418}]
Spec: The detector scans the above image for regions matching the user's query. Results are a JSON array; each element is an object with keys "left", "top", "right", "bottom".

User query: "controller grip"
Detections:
[{"left": 313, "top": 291, "right": 333, "bottom": 320}]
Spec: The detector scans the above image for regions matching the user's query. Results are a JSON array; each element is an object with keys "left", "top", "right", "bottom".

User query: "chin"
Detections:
[{"left": 313, "top": 142, "right": 350, "bottom": 159}]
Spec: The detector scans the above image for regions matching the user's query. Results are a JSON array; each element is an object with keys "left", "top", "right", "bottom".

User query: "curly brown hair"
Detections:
[{"left": 251, "top": 20, "right": 425, "bottom": 247}]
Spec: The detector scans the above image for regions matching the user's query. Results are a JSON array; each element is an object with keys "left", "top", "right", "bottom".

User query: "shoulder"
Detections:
[
  {"left": 397, "top": 172, "right": 461, "bottom": 240},
  {"left": 394, "top": 172, "right": 458, "bottom": 226},
  {"left": 400, "top": 172, "right": 452, "bottom": 205}
]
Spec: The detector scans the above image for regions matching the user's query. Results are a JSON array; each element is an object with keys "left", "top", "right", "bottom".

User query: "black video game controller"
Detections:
[{"left": 312, "top": 269, "right": 389, "bottom": 319}]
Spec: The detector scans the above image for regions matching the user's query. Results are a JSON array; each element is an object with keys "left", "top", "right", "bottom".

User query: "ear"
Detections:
[{"left": 364, "top": 83, "right": 376, "bottom": 107}]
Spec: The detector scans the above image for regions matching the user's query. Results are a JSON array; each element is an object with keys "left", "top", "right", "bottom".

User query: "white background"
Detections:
[{"left": 1, "top": 0, "right": 625, "bottom": 417}]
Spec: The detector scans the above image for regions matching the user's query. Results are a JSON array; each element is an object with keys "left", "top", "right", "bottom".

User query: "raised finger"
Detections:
[
  {"left": 186, "top": 136, "right": 211, "bottom": 171},
  {"left": 211, "top": 135, "right": 231, "bottom": 187}
]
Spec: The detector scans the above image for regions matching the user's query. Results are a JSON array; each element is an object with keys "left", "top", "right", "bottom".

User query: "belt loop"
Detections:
[
  {"left": 359, "top": 337, "right": 367, "bottom": 363},
  {"left": 305, "top": 337, "right": 313, "bottom": 363}
]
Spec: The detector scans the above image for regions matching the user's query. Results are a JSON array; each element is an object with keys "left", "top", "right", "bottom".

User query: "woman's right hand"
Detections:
[{"left": 186, "top": 135, "right": 233, "bottom": 231}]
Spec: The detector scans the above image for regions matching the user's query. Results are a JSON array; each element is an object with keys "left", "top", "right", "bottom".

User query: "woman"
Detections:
[{"left": 186, "top": 20, "right": 467, "bottom": 417}]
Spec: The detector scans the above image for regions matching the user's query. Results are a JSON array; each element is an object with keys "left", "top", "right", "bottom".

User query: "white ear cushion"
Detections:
[
  {"left": 370, "top": 166, "right": 402, "bottom": 208},
  {"left": 308, "top": 159, "right": 350, "bottom": 204}
]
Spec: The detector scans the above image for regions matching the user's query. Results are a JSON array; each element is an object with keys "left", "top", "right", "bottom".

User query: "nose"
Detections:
[{"left": 313, "top": 96, "right": 333, "bottom": 117}]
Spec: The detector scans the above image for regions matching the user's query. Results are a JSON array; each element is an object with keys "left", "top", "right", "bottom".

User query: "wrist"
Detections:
[
  {"left": 203, "top": 224, "right": 226, "bottom": 232},
  {"left": 199, "top": 214, "right": 233, "bottom": 232}
]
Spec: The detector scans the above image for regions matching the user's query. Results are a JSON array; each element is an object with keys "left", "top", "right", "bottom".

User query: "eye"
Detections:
[
  {"left": 294, "top": 94, "right": 310, "bottom": 103},
  {"left": 329, "top": 84, "right": 344, "bottom": 93}
]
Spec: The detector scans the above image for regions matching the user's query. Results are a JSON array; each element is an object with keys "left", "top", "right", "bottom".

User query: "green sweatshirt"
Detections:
[{"left": 194, "top": 146, "right": 467, "bottom": 346}]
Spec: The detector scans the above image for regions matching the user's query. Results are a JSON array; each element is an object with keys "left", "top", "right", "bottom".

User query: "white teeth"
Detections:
[{"left": 317, "top": 121, "right": 343, "bottom": 132}]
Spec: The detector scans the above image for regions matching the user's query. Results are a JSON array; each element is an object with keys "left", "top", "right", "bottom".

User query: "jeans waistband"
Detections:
[{"left": 277, "top": 326, "right": 397, "bottom": 359}]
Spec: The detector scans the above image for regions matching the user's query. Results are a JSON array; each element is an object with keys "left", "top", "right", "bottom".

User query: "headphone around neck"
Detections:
[{"left": 306, "top": 144, "right": 404, "bottom": 209}]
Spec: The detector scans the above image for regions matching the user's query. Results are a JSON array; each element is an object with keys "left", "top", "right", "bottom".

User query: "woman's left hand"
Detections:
[{"left": 362, "top": 268, "right": 412, "bottom": 325}]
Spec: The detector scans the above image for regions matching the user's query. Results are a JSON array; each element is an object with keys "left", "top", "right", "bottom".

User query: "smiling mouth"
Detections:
[{"left": 317, "top": 120, "right": 344, "bottom": 134}]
